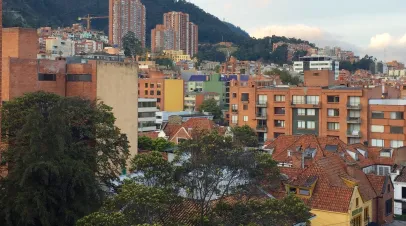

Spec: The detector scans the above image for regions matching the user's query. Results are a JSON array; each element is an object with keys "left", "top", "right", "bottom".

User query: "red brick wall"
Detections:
[
  {"left": 376, "top": 181, "right": 394, "bottom": 224},
  {"left": 66, "top": 61, "right": 97, "bottom": 100},
  {"left": 3, "top": 28, "right": 37, "bottom": 59},
  {"left": 304, "top": 70, "right": 334, "bottom": 87}
]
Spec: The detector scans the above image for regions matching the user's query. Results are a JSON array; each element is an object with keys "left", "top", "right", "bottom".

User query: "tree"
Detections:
[
  {"left": 152, "top": 138, "right": 174, "bottom": 152},
  {"left": 0, "top": 92, "right": 129, "bottom": 226},
  {"left": 339, "top": 61, "right": 354, "bottom": 72},
  {"left": 138, "top": 136, "right": 154, "bottom": 151},
  {"left": 231, "top": 125, "right": 259, "bottom": 147},
  {"left": 122, "top": 31, "right": 144, "bottom": 61},
  {"left": 155, "top": 58, "right": 174, "bottom": 69},
  {"left": 265, "top": 68, "right": 301, "bottom": 85},
  {"left": 198, "top": 98, "right": 222, "bottom": 122}
]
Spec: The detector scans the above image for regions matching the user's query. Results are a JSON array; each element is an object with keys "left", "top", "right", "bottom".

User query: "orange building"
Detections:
[
  {"left": 229, "top": 70, "right": 400, "bottom": 144},
  {"left": 151, "top": 24, "right": 175, "bottom": 53}
]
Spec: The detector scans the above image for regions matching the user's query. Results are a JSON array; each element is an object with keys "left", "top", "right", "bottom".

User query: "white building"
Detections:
[
  {"left": 293, "top": 56, "right": 340, "bottom": 80},
  {"left": 45, "top": 37, "right": 75, "bottom": 57},
  {"left": 138, "top": 98, "right": 159, "bottom": 132},
  {"left": 391, "top": 167, "right": 406, "bottom": 215}
]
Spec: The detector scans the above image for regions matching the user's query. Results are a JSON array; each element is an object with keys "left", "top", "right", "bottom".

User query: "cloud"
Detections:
[
  {"left": 250, "top": 24, "right": 325, "bottom": 41},
  {"left": 365, "top": 33, "right": 406, "bottom": 62}
]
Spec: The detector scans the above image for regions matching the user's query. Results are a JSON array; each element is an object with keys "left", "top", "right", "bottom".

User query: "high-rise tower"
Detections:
[{"left": 109, "top": 0, "right": 146, "bottom": 48}]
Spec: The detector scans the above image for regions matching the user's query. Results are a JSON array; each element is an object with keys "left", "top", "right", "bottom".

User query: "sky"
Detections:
[{"left": 189, "top": 0, "right": 406, "bottom": 62}]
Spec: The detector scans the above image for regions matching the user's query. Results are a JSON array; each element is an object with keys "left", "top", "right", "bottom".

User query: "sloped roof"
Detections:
[
  {"left": 395, "top": 167, "right": 406, "bottom": 183},
  {"left": 138, "top": 131, "right": 159, "bottom": 139},
  {"left": 162, "top": 123, "right": 182, "bottom": 140},
  {"left": 367, "top": 174, "right": 386, "bottom": 195},
  {"left": 188, "top": 75, "right": 206, "bottom": 82}
]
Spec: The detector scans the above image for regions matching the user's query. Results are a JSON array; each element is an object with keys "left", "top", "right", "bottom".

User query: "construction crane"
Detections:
[{"left": 78, "top": 14, "right": 108, "bottom": 31}]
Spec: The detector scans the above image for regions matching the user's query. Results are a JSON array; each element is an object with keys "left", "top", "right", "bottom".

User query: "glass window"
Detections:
[
  {"left": 150, "top": 90, "right": 154, "bottom": 95},
  {"left": 327, "top": 96, "right": 340, "bottom": 103},
  {"left": 371, "top": 139, "right": 384, "bottom": 147},
  {"left": 231, "top": 116, "right": 238, "bottom": 124},
  {"left": 232, "top": 104, "right": 238, "bottom": 110},
  {"left": 144, "top": 90, "right": 148, "bottom": 95},
  {"left": 243, "top": 116, "right": 248, "bottom": 122},
  {"left": 157, "top": 98, "right": 161, "bottom": 103},
  {"left": 232, "top": 93, "right": 237, "bottom": 98},
  {"left": 307, "top": 109, "right": 316, "bottom": 116},
  {"left": 157, "top": 83, "right": 161, "bottom": 88},
  {"left": 145, "top": 83, "right": 148, "bottom": 88},
  {"left": 328, "top": 109, "right": 339, "bottom": 117},
  {"left": 274, "top": 95, "right": 285, "bottom": 102},
  {"left": 391, "top": 140, "right": 404, "bottom": 148},
  {"left": 157, "top": 90, "right": 161, "bottom": 95},
  {"left": 371, "top": 125, "right": 384, "bottom": 133},
  {"left": 349, "top": 96, "right": 360, "bottom": 106},
  {"left": 386, "top": 199, "right": 393, "bottom": 216},
  {"left": 372, "top": 111, "right": 384, "bottom": 119},
  {"left": 275, "top": 107, "right": 285, "bottom": 115},
  {"left": 274, "top": 120, "right": 285, "bottom": 128},
  {"left": 243, "top": 105, "right": 248, "bottom": 110},
  {"left": 349, "top": 110, "right": 360, "bottom": 117},
  {"left": 38, "top": 73, "right": 56, "bottom": 81},
  {"left": 258, "top": 95, "right": 267, "bottom": 104},
  {"left": 402, "top": 187, "right": 406, "bottom": 199},
  {"left": 391, "top": 112, "right": 404, "bottom": 120},
  {"left": 328, "top": 122, "right": 340, "bottom": 131},
  {"left": 150, "top": 83, "right": 155, "bottom": 88},
  {"left": 298, "top": 121, "right": 306, "bottom": 129},
  {"left": 299, "top": 189, "right": 310, "bottom": 196},
  {"left": 307, "top": 121, "right": 316, "bottom": 129},
  {"left": 306, "top": 96, "right": 319, "bottom": 105},
  {"left": 298, "top": 109, "right": 306, "bottom": 116},
  {"left": 391, "top": 126, "right": 403, "bottom": 134},
  {"left": 292, "top": 95, "right": 305, "bottom": 104},
  {"left": 66, "top": 74, "right": 92, "bottom": 82},
  {"left": 241, "top": 93, "right": 249, "bottom": 101}
]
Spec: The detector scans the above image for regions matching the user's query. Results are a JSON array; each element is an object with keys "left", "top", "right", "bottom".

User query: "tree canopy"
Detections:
[
  {"left": 340, "top": 55, "right": 377, "bottom": 73},
  {"left": 231, "top": 125, "right": 259, "bottom": 147},
  {"left": 264, "top": 68, "right": 302, "bottom": 85},
  {"left": 0, "top": 92, "right": 129, "bottom": 226},
  {"left": 122, "top": 31, "right": 144, "bottom": 60},
  {"left": 138, "top": 136, "right": 174, "bottom": 152},
  {"left": 198, "top": 98, "right": 223, "bottom": 122}
]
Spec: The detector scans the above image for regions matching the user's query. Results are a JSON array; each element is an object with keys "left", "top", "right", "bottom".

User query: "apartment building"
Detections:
[
  {"left": 293, "top": 56, "right": 339, "bottom": 79},
  {"left": 229, "top": 70, "right": 400, "bottom": 144},
  {"left": 184, "top": 92, "right": 220, "bottom": 111},
  {"left": 109, "top": 0, "right": 146, "bottom": 47},
  {"left": 151, "top": 24, "right": 175, "bottom": 53},
  {"left": 138, "top": 98, "right": 158, "bottom": 132},
  {"left": 138, "top": 72, "right": 184, "bottom": 112}
]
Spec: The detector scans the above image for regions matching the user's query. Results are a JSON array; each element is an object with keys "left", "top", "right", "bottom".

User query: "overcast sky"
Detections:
[{"left": 190, "top": 0, "right": 406, "bottom": 62}]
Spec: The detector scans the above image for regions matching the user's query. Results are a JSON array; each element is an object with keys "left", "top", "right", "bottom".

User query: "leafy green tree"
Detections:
[
  {"left": 122, "top": 31, "right": 144, "bottom": 61},
  {"left": 265, "top": 68, "right": 301, "bottom": 85},
  {"left": 214, "top": 65, "right": 221, "bottom": 73},
  {"left": 199, "top": 98, "right": 222, "bottom": 122},
  {"left": 0, "top": 92, "right": 129, "bottom": 226},
  {"left": 231, "top": 125, "right": 258, "bottom": 147},
  {"left": 155, "top": 58, "right": 174, "bottom": 69},
  {"left": 138, "top": 136, "right": 154, "bottom": 151},
  {"left": 152, "top": 138, "right": 174, "bottom": 152},
  {"left": 339, "top": 61, "right": 354, "bottom": 72},
  {"left": 292, "top": 50, "right": 307, "bottom": 61}
]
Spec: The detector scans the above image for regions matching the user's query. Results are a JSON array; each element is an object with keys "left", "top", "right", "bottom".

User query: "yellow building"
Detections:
[
  {"left": 163, "top": 49, "right": 191, "bottom": 62},
  {"left": 164, "top": 79, "right": 184, "bottom": 112}
]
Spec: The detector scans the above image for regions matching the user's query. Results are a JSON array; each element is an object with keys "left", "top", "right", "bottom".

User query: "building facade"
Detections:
[
  {"left": 109, "top": 0, "right": 146, "bottom": 47},
  {"left": 293, "top": 56, "right": 339, "bottom": 79},
  {"left": 138, "top": 98, "right": 158, "bottom": 132},
  {"left": 151, "top": 24, "right": 175, "bottom": 53}
]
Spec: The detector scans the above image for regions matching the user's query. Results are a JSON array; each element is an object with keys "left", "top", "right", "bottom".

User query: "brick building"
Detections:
[
  {"left": 229, "top": 70, "right": 400, "bottom": 144},
  {"left": 151, "top": 24, "right": 175, "bottom": 53}
]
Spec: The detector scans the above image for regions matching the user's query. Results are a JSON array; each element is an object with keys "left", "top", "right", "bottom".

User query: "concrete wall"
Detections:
[{"left": 96, "top": 61, "right": 138, "bottom": 161}]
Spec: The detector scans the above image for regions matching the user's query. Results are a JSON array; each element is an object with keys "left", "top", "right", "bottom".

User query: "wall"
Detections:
[
  {"left": 310, "top": 209, "right": 348, "bottom": 226},
  {"left": 138, "top": 78, "right": 165, "bottom": 110},
  {"left": 348, "top": 187, "right": 372, "bottom": 226},
  {"left": 66, "top": 62, "right": 97, "bottom": 100},
  {"left": 376, "top": 180, "right": 394, "bottom": 224},
  {"left": 164, "top": 79, "right": 184, "bottom": 112},
  {"left": 2, "top": 28, "right": 38, "bottom": 59},
  {"left": 203, "top": 74, "right": 225, "bottom": 108},
  {"left": 96, "top": 61, "right": 139, "bottom": 161}
]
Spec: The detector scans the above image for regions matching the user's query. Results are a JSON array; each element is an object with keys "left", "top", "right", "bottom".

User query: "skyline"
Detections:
[{"left": 190, "top": 0, "right": 406, "bottom": 62}]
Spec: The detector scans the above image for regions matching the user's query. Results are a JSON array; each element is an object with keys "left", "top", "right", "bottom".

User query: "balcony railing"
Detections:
[
  {"left": 347, "top": 104, "right": 362, "bottom": 109},
  {"left": 256, "top": 113, "right": 267, "bottom": 120},
  {"left": 347, "top": 117, "right": 361, "bottom": 124},
  {"left": 256, "top": 125, "right": 268, "bottom": 132},
  {"left": 256, "top": 102, "right": 268, "bottom": 108},
  {"left": 291, "top": 101, "right": 321, "bottom": 108},
  {"left": 347, "top": 130, "right": 362, "bottom": 138}
]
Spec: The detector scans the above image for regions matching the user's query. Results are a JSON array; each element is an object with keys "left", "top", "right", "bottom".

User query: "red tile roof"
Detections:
[
  {"left": 138, "top": 131, "right": 159, "bottom": 139},
  {"left": 162, "top": 123, "right": 182, "bottom": 140},
  {"left": 367, "top": 174, "right": 386, "bottom": 195},
  {"left": 394, "top": 167, "right": 406, "bottom": 183}
]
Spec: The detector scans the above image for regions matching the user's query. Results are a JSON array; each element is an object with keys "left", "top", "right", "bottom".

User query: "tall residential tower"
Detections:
[{"left": 109, "top": 0, "right": 146, "bottom": 48}]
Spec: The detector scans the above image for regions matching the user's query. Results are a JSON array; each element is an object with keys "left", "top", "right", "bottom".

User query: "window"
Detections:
[
  {"left": 275, "top": 107, "right": 285, "bottom": 115},
  {"left": 243, "top": 116, "right": 248, "bottom": 122},
  {"left": 349, "top": 96, "right": 360, "bottom": 106},
  {"left": 150, "top": 90, "right": 154, "bottom": 95},
  {"left": 232, "top": 93, "right": 237, "bottom": 98},
  {"left": 402, "top": 187, "right": 406, "bottom": 199},
  {"left": 157, "top": 83, "right": 162, "bottom": 88},
  {"left": 328, "top": 122, "right": 340, "bottom": 131},
  {"left": 327, "top": 96, "right": 340, "bottom": 103},
  {"left": 231, "top": 116, "right": 238, "bottom": 124},
  {"left": 243, "top": 105, "right": 248, "bottom": 110},
  {"left": 299, "top": 189, "right": 310, "bottom": 196},
  {"left": 274, "top": 95, "right": 285, "bottom": 102},
  {"left": 306, "top": 96, "right": 319, "bottom": 104},
  {"left": 38, "top": 73, "right": 56, "bottom": 81},
  {"left": 144, "top": 90, "right": 148, "bottom": 95},
  {"left": 391, "top": 140, "right": 404, "bottom": 148},
  {"left": 292, "top": 95, "right": 305, "bottom": 104},
  {"left": 66, "top": 74, "right": 92, "bottom": 82},
  {"left": 157, "top": 98, "right": 161, "bottom": 103},
  {"left": 138, "top": 101, "right": 156, "bottom": 108},
  {"left": 138, "top": 112, "right": 156, "bottom": 118},
  {"left": 391, "top": 112, "right": 404, "bottom": 120},
  {"left": 391, "top": 126, "right": 403, "bottom": 134},
  {"left": 157, "top": 90, "right": 161, "bottom": 95},
  {"left": 150, "top": 83, "right": 155, "bottom": 88},
  {"left": 307, "top": 109, "right": 315, "bottom": 116},
  {"left": 371, "top": 125, "right": 384, "bottom": 133},
  {"left": 307, "top": 121, "right": 316, "bottom": 129},
  {"left": 298, "top": 109, "right": 306, "bottom": 116},
  {"left": 372, "top": 111, "right": 384, "bottom": 119},
  {"left": 328, "top": 109, "right": 339, "bottom": 117},
  {"left": 353, "top": 215, "right": 361, "bottom": 226},
  {"left": 289, "top": 187, "right": 297, "bottom": 194},
  {"left": 241, "top": 93, "right": 249, "bottom": 101},
  {"left": 356, "top": 198, "right": 359, "bottom": 207},
  {"left": 386, "top": 199, "right": 393, "bottom": 216},
  {"left": 274, "top": 120, "right": 285, "bottom": 128},
  {"left": 258, "top": 95, "right": 267, "bottom": 104},
  {"left": 372, "top": 139, "right": 384, "bottom": 147},
  {"left": 298, "top": 121, "right": 306, "bottom": 129},
  {"left": 364, "top": 207, "right": 369, "bottom": 222},
  {"left": 349, "top": 110, "right": 360, "bottom": 118},
  {"left": 145, "top": 83, "right": 148, "bottom": 88}
]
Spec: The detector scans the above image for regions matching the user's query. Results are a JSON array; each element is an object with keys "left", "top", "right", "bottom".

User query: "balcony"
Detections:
[
  {"left": 347, "top": 117, "right": 361, "bottom": 124},
  {"left": 347, "top": 104, "right": 362, "bottom": 110},
  {"left": 231, "top": 109, "right": 238, "bottom": 114},
  {"left": 256, "top": 113, "right": 267, "bottom": 120},
  {"left": 347, "top": 130, "right": 362, "bottom": 138},
  {"left": 241, "top": 99, "right": 249, "bottom": 104},
  {"left": 256, "top": 102, "right": 268, "bottom": 108},
  {"left": 291, "top": 101, "right": 321, "bottom": 108},
  {"left": 256, "top": 125, "right": 268, "bottom": 132}
]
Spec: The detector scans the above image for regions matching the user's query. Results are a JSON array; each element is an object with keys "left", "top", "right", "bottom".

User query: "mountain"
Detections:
[{"left": 3, "top": 0, "right": 250, "bottom": 45}]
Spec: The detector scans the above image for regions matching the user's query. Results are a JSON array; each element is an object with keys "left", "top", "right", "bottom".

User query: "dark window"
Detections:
[
  {"left": 150, "top": 83, "right": 155, "bottom": 88},
  {"left": 243, "top": 105, "right": 248, "bottom": 110},
  {"left": 391, "top": 112, "right": 404, "bottom": 120},
  {"left": 232, "top": 93, "right": 237, "bottom": 98},
  {"left": 386, "top": 199, "right": 393, "bottom": 216},
  {"left": 150, "top": 90, "right": 154, "bottom": 95},
  {"left": 38, "top": 73, "right": 56, "bottom": 81},
  {"left": 356, "top": 198, "right": 359, "bottom": 207},
  {"left": 289, "top": 187, "right": 296, "bottom": 194},
  {"left": 144, "top": 90, "right": 148, "bottom": 95},
  {"left": 402, "top": 187, "right": 406, "bottom": 199},
  {"left": 157, "top": 90, "right": 161, "bottom": 95},
  {"left": 66, "top": 74, "right": 92, "bottom": 82},
  {"left": 138, "top": 102, "right": 156, "bottom": 108},
  {"left": 241, "top": 93, "right": 249, "bottom": 101},
  {"left": 327, "top": 96, "right": 340, "bottom": 103},
  {"left": 145, "top": 83, "right": 148, "bottom": 88},
  {"left": 138, "top": 112, "right": 156, "bottom": 118},
  {"left": 372, "top": 111, "right": 384, "bottom": 119},
  {"left": 157, "top": 98, "right": 161, "bottom": 103},
  {"left": 391, "top": 126, "right": 403, "bottom": 134},
  {"left": 275, "top": 107, "right": 286, "bottom": 115}
]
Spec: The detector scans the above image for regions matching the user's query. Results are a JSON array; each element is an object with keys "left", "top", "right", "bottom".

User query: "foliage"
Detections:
[
  {"left": 138, "top": 136, "right": 174, "bottom": 152},
  {"left": 231, "top": 125, "right": 259, "bottom": 147},
  {"left": 155, "top": 58, "right": 174, "bottom": 69},
  {"left": 0, "top": 92, "right": 129, "bottom": 226},
  {"left": 198, "top": 98, "right": 223, "bottom": 122},
  {"left": 292, "top": 50, "right": 308, "bottom": 61},
  {"left": 138, "top": 136, "right": 154, "bottom": 151},
  {"left": 339, "top": 61, "right": 354, "bottom": 72},
  {"left": 264, "top": 68, "right": 302, "bottom": 85},
  {"left": 340, "top": 55, "right": 377, "bottom": 73},
  {"left": 212, "top": 195, "right": 311, "bottom": 226},
  {"left": 122, "top": 31, "right": 144, "bottom": 60},
  {"left": 196, "top": 44, "right": 227, "bottom": 63},
  {"left": 76, "top": 181, "right": 177, "bottom": 226}
]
